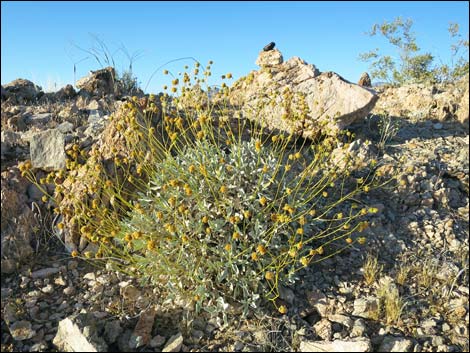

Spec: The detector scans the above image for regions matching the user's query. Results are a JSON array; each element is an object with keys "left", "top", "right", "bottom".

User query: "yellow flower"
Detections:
[
  {"left": 224, "top": 244, "right": 232, "bottom": 252},
  {"left": 358, "top": 221, "right": 369, "bottom": 232},
  {"left": 346, "top": 237, "right": 353, "bottom": 244},
  {"left": 262, "top": 165, "right": 269, "bottom": 173},
  {"left": 226, "top": 73, "right": 232, "bottom": 79},
  {"left": 132, "top": 231, "right": 143, "bottom": 239},
  {"left": 288, "top": 248, "right": 297, "bottom": 258},
  {"left": 309, "top": 209, "right": 316, "bottom": 217},
  {"left": 188, "top": 164, "right": 196, "bottom": 173},
  {"left": 232, "top": 232, "right": 240, "bottom": 240},
  {"left": 322, "top": 191, "right": 328, "bottom": 198},
  {"left": 284, "top": 164, "right": 291, "bottom": 171},
  {"left": 296, "top": 228, "right": 304, "bottom": 235},
  {"left": 271, "top": 135, "right": 278, "bottom": 143},
  {"left": 257, "top": 244, "right": 267, "bottom": 255},
  {"left": 84, "top": 251, "right": 92, "bottom": 259},
  {"left": 265, "top": 271, "right": 274, "bottom": 280},
  {"left": 336, "top": 212, "right": 343, "bottom": 219},
  {"left": 299, "top": 216, "right": 306, "bottom": 225},
  {"left": 259, "top": 196, "right": 267, "bottom": 206},
  {"left": 255, "top": 140, "right": 262, "bottom": 152},
  {"left": 219, "top": 185, "right": 227, "bottom": 193},
  {"left": 147, "top": 240, "right": 156, "bottom": 251},
  {"left": 286, "top": 188, "right": 292, "bottom": 195},
  {"left": 363, "top": 185, "right": 370, "bottom": 192},
  {"left": 184, "top": 186, "right": 192, "bottom": 196},
  {"left": 71, "top": 250, "right": 79, "bottom": 258},
  {"left": 57, "top": 222, "right": 64, "bottom": 230},
  {"left": 243, "top": 210, "right": 251, "bottom": 219},
  {"left": 357, "top": 237, "right": 366, "bottom": 245},
  {"left": 202, "top": 216, "right": 209, "bottom": 223},
  {"left": 156, "top": 211, "right": 164, "bottom": 220},
  {"left": 251, "top": 252, "right": 258, "bottom": 261},
  {"left": 205, "top": 227, "right": 211, "bottom": 234},
  {"left": 316, "top": 246, "right": 324, "bottom": 255},
  {"left": 368, "top": 207, "right": 378, "bottom": 214},
  {"left": 278, "top": 305, "right": 287, "bottom": 314},
  {"left": 300, "top": 256, "right": 309, "bottom": 267},
  {"left": 41, "top": 195, "right": 48, "bottom": 203},
  {"left": 169, "top": 196, "right": 176, "bottom": 207}
]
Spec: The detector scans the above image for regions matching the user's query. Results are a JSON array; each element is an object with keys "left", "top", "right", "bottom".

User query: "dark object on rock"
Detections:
[
  {"left": 263, "top": 42, "right": 276, "bottom": 51},
  {"left": 358, "top": 72, "right": 372, "bottom": 87}
]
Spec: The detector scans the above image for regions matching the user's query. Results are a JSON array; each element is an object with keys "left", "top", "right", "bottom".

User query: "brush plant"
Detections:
[{"left": 20, "top": 61, "right": 394, "bottom": 318}]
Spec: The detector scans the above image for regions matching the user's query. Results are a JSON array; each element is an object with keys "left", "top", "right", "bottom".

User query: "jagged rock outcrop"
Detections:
[
  {"left": 358, "top": 72, "right": 372, "bottom": 87},
  {"left": 373, "top": 74, "right": 469, "bottom": 125},
  {"left": 2, "top": 79, "right": 43, "bottom": 104},
  {"left": 229, "top": 50, "right": 378, "bottom": 138},
  {"left": 76, "top": 67, "right": 118, "bottom": 97}
]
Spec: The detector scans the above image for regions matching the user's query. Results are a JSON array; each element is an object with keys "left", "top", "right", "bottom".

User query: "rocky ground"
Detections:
[{"left": 1, "top": 64, "right": 469, "bottom": 352}]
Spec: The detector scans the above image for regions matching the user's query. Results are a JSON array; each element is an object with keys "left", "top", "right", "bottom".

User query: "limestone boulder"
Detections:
[
  {"left": 30, "top": 129, "right": 66, "bottom": 171},
  {"left": 229, "top": 50, "right": 378, "bottom": 138}
]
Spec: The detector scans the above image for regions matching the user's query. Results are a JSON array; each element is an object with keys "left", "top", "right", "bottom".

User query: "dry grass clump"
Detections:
[{"left": 19, "top": 61, "right": 394, "bottom": 318}]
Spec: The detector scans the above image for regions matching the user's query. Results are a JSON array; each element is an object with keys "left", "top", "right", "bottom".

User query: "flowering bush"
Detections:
[{"left": 20, "top": 62, "right": 393, "bottom": 318}]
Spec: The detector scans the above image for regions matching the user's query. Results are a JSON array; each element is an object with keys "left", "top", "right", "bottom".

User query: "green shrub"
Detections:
[{"left": 20, "top": 62, "right": 393, "bottom": 318}]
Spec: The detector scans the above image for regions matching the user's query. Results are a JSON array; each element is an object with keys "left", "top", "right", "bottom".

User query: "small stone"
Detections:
[
  {"left": 431, "top": 336, "right": 445, "bottom": 347},
  {"left": 328, "top": 314, "right": 353, "bottom": 329},
  {"left": 313, "top": 319, "right": 333, "bottom": 340},
  {"left": 83, "top": 272, "right": 96, "bottom": 281},
  {"left": 41, "top": 284, "right": 54, "bottom": 294},
  {"left": 352, "top": 297, "right": 379, "bottom": 319},
  {"left": 307, "top": 290, "right": 329, "bottom": 317},
  {"left": 9, "top": 320, "right": 36, "bottom": 341},
  {"left": 234, "top": 341, "right": 244, "bottom": 351},
  {"left": 162, "top": 332, "right": 184, "bottom": 352},
  {"left": 350, "top": 319, "right": 367, "bottom": 338},
  {"left": 433, "top": 123, "right": 443, "bottom": 130},
  {"left": 299, "top": 338, "right": 371, "bottom": 352},
  {"left": 63, "top": 286, "right": 75, "bottom": 296},
  {"left": 129, "top": 306, "right": 156, "bottom": 348},
  {"left": 31, "top": 268, "right": 60, "bottom": 279},
  {"left": 150, "top": 335, "right": 166, "bottom": 348},
  {"left": 378, "top": 336, "right": 414, "bottom": 352}
]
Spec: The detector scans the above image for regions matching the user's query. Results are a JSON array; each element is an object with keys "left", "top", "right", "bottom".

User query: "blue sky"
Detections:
[{"left": 1, "top": 1, "right": 468, "bottom": 93}]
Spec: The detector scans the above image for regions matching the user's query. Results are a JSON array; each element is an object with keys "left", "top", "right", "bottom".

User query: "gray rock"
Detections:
[
  {"left": 162, "top": 332, "right": 184, "bottom": 352},
  {"left": 150, "top": 335, "right": 166, "bottom": 348},
  {"left": 9, "top": 320, "right": 36, "bottom": 341},
  {"left": 313, "top": 319, "right": 333, "bottom": 340},
  {"left": 31, "top": 268, "right": 60, "bottom": 279},
  {"left": 53, "top": 314, "right": 108, "bottom": 352},
  {"left": 57, "top": 122, "right": 74, "bottom": 133},
  {"left": 307, "top": 290, "right": 330, "bottom": 317},
  {"left": 299, "top": 338, "right": 372, "bottom": 352},
  {"left": 3, "top": 79, "right": 42, "bottom": 102},
  {"left": 26, "top": 113, "right": 51, "bottom": 125},
  {"left": 378, "top": 336, "right": 414, "bottom": 352},
  {"left": 352, "top": 297, "right": 379, "bottom": 319},
  {"left": 104, "top": 320, "right": 122, "bottom": 344},
  {"left": 350, "top": 319, "right": 367, "bottom": 338},
  {"left": 30, "top": 129, "right": 66, "bottom": 170}
]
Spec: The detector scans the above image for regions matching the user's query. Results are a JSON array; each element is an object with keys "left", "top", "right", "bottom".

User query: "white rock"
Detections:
[
  {"left": 162, "top": 332, "right": 184, "bottom": 352},
  {"left": 299, "top": 338, "right": 372, "bottom": 352},
  {"left": 378, "top": 336, "right": 414, "bottom": 352}
]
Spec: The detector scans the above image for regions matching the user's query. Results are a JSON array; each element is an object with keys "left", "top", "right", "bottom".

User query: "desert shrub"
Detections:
[
  {"left": 20, "top": 62, "right": 394, "bottom": 318},
  {"left": 359, "top": 17, "right": 469, "bottom": 85}
]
